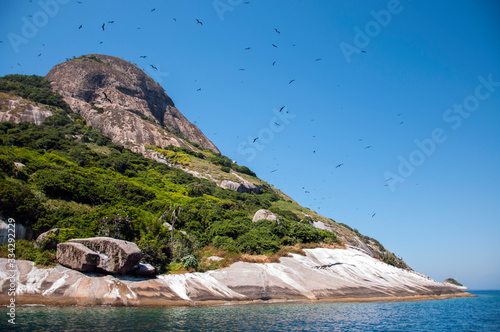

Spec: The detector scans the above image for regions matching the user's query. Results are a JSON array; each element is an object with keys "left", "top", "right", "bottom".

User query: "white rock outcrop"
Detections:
[{"left": 0, "top": 247, "right": 470, "bottom": 306}]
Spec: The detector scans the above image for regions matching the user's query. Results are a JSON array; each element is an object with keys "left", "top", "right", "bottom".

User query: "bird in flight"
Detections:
[
  {"left": 315, "top": 58, "right": 322, "bottom": 61},
  {"left": 400, "top": 121, "right": 404, "bottom": 125},
  {"left": 244, "top": 47, "right": 251, "bottom": 50},
  {"left": 272, "top": 61, "right": 276, "bottom": 66},
  {"left": 78, "top": 25, "right": 82, "bottom": 29},
  {"left": 103, "top": 92, "right": 112, "bottom": 103},
  {"left": 335, "top": 164, "right": 343, "bottom": 168},
  {"left": 151, "top": 8, "right": 156, "bottom": 12},
  {"left": 173, "top": 18, "right": 177, "bottom": 22},
  {"left": 275, "top": 28, "right": 280, "bottom": 34},
  {"left": 37, "top": 53, "right": 41, "bottom": 57},
  {"left": 101, "top": 23, "right": 105, "bottom": 31},
  {"left": 197, "top": 88, "right": 202, "bottom": 91},
  {"left": 77, "top": 1, "right": 82, "bottom": 3},
  {"left": 196, "top": 19, "right": 203, "bottom": 25},
  {"left": 289, "top": 79, "right": 295, "bottom": 84},
  {"left": 272, "top": 44, "right": 278, "bottom": 48},
  {"left": 274, "top": 122, "right": 281, "bottom": 127},
  {"left": 372, "top": 213, "right": 376, "bottom": 217},
  {"left": 270, "top": 169, "right": 277, "bottom": 173},
  {"left": 361, "top": 50, "right": 366, "bottom": 53},
  {"left": 253, "top": 137, "right": 258, "bottom": 143},
  {"left": 108, "top": 21, "right": 114, "bottom": 23},
  {"left": 140, "top": 55, "right": 147, "bottom": 58},
  {"left": 279, "top": 106, "right": 285, "bottom": 112},
  {"left": 150, "top": 65, "right": 158, "bottom": 70},
  {"left": 238, "top": 68, "right": 245, "bottom": 71},
  {"left": 364, "top": 145, "right": 372, "bottom": 149}
]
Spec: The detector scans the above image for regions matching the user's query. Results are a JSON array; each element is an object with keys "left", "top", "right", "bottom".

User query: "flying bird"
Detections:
[
  {"left": 361, "top": 50, "right": 366, "bottom": 53},
  {"left": 150, "top": 64, "right": 158, "bottom": 70},
  {"left": 244, "top": 47, "right": 251, "bottom": 50},
  {"left": 77, "top": 1, "right": 82, "bottom": 3},
  {"left": 270, "top": 169, "right": 277, "bottom": 173},
  {"left": 275, "top": 28, "right": 280, "bottom": 34},
  {"left": 364, "top": 145, "right": 372, "bottom": 149},
  {"left": 289, "top": 79, "right": 295, "bottom": 84},
  {"left": 151, "top": 8, "right": 155, "bottom": 12},
  {"left": 400, "top": 121, "right": 404, "bottom": 125},
  {"left": 140, "top": 55, "right": 147, "bottom": 58},
  {"left": 78, "top": 25, "right": 82, "bottom": 29},
  {"left": 372, "top": 213, "right": 376, "bottom": 217},
  {"left": 99, "top": 41, "right": 103, "bottom": 44},
  {"left": 103, "top": 92, "right": 112, "bottom": 103},
  {"left": 101, "top": 23, "right": 105, "bottom": 31},
  {"left": 37, "top": 53, "right": 41, "bottom": 57},
  {"left": 315, "top": 58, "right": 322, "bottom": 61},
  {"left": 279, "top": 106, "right": 285, "bottom": 112},
  {"left": 196, "top": 19, "right": 203, "bottom": 25},
  {"left": 335, "top": 164, "right": 343, "bottom": 168},
  {"left": 272, "top": 61, "right": 276, "bottom": 66},
  {"left": 197, "top": 88, "right": 201, "bottom": 91},
  {"left": 252, "top": 137, "right": 258, "bottom": 143},
  {"left": 108, "top": 21, "right": 114, "bottom": 23},
  {"left": 173, "top": 18, "right": 177, "bottom": 22},
  {"left": 274, "top": 122, "right": 281, "bottom": 127},
  {"left": 272, "top": 44, "right": 278, "bottom": 48},
  {"left": 238, "top": 68, "right": 245, "bottom": 71}
]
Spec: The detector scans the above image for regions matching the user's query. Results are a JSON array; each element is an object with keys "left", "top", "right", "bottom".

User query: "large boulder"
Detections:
[
  {"left": 69, "top": 237, "right": 142, "bottom": 274},
  {"left": 252, "top": 209, "right": 277, "bottom": 222},
  {"left": 56, "top": 242, "right": 100, "bottom": 272}
]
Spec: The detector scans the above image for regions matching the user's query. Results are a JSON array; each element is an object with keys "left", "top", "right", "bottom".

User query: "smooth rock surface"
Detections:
[
  {"left": 252, "top": 209, "right": 277, "bottom": 222},
  {"left": 1, "top": 247, "right": 470, "bottom": 306}
]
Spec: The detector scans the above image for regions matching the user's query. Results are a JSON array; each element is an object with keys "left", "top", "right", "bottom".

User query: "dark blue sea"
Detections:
[{"left": 2, "top": 291, "right": 499, "bottom": 331}]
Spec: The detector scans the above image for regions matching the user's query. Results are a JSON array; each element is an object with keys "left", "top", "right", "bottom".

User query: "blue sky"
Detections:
[{"left": 1, "top": 0, "right": 499, "bottom": 289}]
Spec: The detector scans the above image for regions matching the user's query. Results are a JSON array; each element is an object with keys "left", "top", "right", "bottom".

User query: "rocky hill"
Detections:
[
  {"left": 0, "top": 58, "right": 470, "bottom": 306},
  {"left": 45, "top": 54, "right": 219, "bottom": 155}
]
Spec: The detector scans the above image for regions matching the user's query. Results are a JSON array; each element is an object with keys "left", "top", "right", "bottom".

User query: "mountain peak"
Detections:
[{"left": 45, "top": 54, "right": 219, "bottom": 154}]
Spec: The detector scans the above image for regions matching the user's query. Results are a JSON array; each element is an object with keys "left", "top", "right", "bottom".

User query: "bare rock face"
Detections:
[
  {"left": 56, "top": 242, "right": 100, "bottom": 272},
  {"left": 69, "top": 237, "right": 142, "bottom": 274},
  {"left": 252, "top": 209, "right": 277, "bottom": 222},
  {"left": 45, "top": 54, "right": 219, "bottom": 154},
  {"left": 0, "top": 96, "right": 53, "bottom": 124}
]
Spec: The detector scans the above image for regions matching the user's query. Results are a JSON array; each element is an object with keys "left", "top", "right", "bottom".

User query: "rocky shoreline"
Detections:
[{"left": 0, "top": 247, "right": 471, "bottom": 307}]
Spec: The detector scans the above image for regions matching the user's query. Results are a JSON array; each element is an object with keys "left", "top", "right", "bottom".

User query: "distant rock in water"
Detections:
[{"left": 45, "top": 54, "right": 219, "bottom": 154}]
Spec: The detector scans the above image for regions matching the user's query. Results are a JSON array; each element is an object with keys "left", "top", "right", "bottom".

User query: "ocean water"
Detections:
[{"left": 1, "top": 291, "right": 499, "bottom": 331}]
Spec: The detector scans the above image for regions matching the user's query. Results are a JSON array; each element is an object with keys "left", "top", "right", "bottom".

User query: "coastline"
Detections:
[
  {"left": 0, "top": 247, "right": 473, "bottom": 308},
  {"left": 1, "top": 291, "right": 474, "bottom": 308}
]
